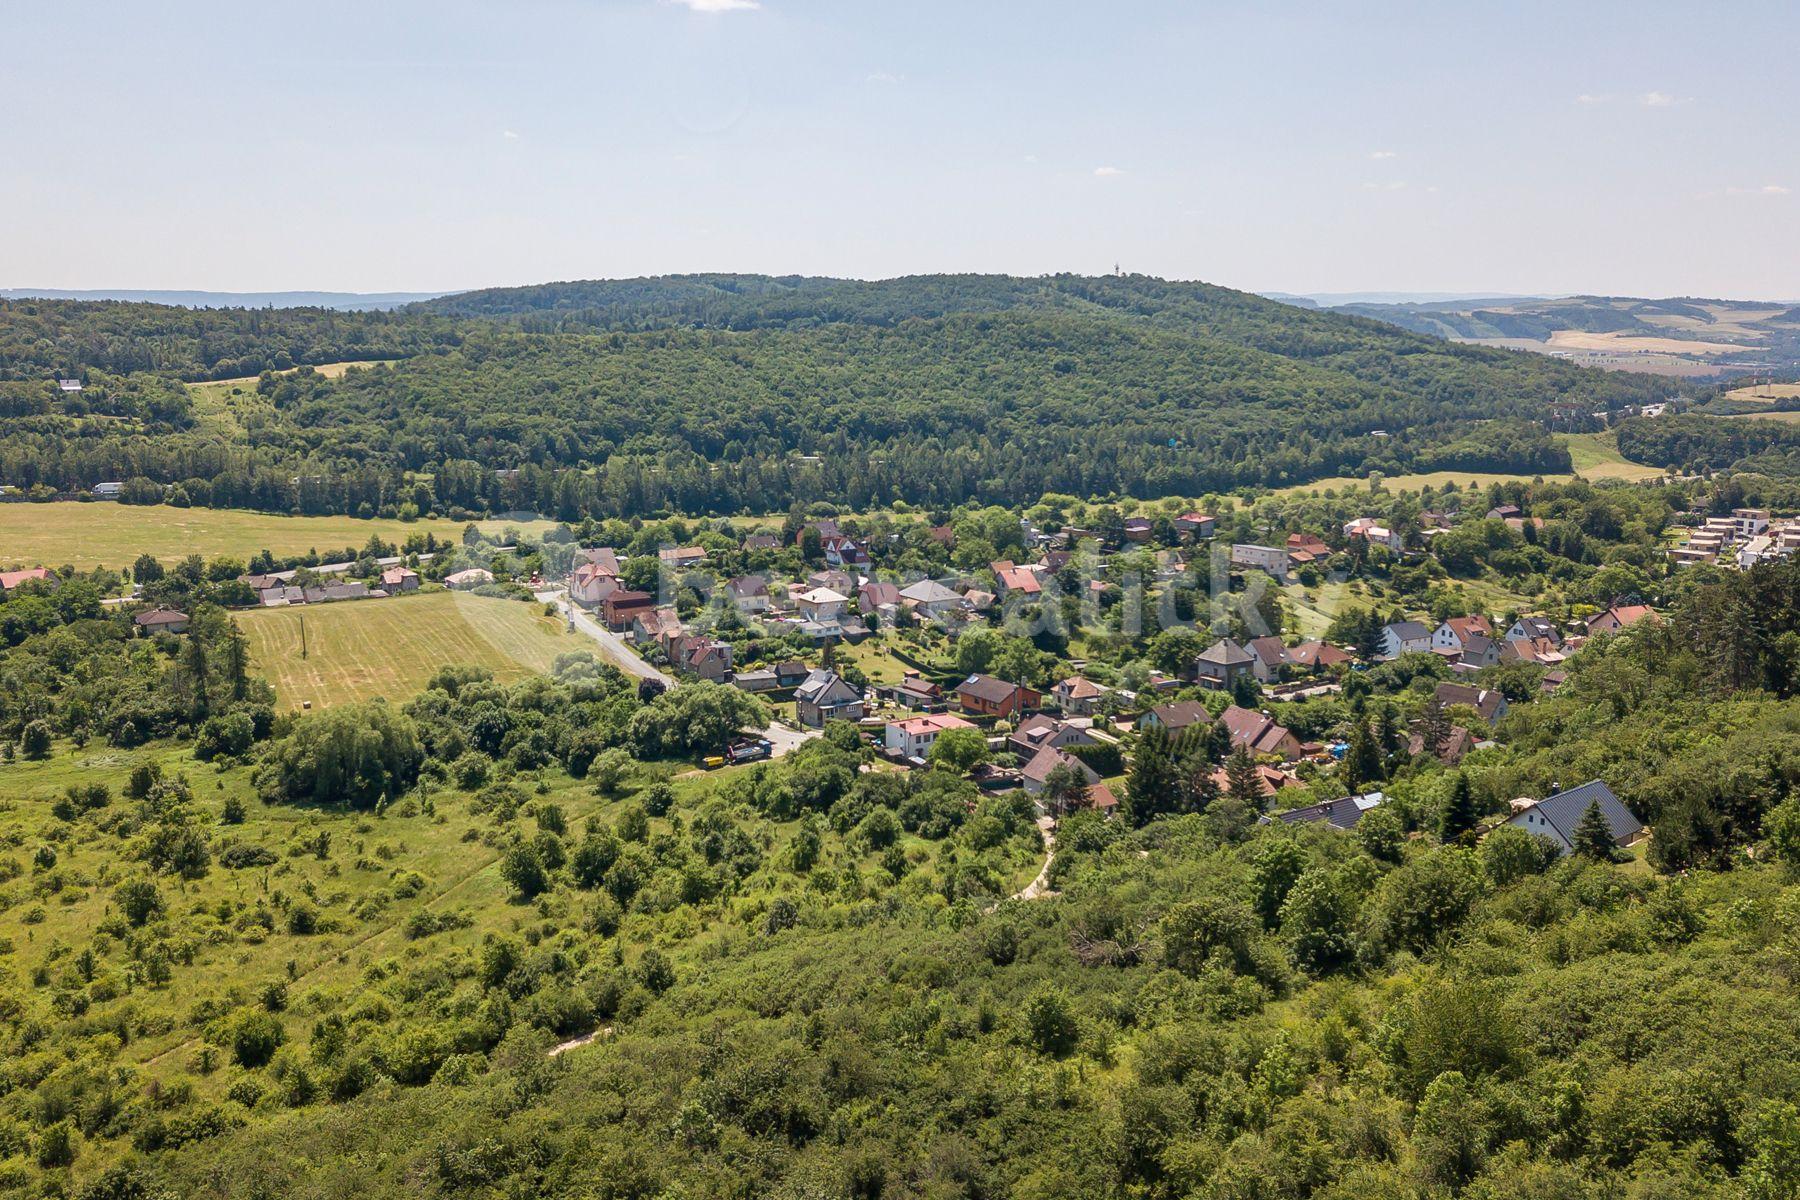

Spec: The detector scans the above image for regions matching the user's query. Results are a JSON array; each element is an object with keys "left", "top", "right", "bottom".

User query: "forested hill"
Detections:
[{"left": 0, "top": 274, "right": 1683, "bottom": 517}]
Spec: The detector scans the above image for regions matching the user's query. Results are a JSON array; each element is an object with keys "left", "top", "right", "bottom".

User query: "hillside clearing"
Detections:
[{"left": 237, "top": 591, "right": 577, "bottom": 709}]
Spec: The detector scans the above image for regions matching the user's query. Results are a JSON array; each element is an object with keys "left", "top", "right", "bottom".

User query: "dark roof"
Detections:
[
  {"left": 1272, "top": 791, "right": 1383, "bottom": 830},
  {"left": 1385, "top": 620, "right": 1431, "bottom": 640},
  {"left": 958, "top": 674, "right": 1022, "bottom": 704},
  {"left": 1146, "top": 700, "right": 1211, "bottom": 731},
  {"left": 1526, "top": 780, "right": 1643, "bottom": 846}
]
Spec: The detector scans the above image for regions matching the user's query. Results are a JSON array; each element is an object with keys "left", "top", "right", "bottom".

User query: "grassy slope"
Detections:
[
  {"left": 0, "top": 505, "right": 560, "bottom": 571},
  {"left": 237, "top": 592, "right": 579, "bottom": 710}
]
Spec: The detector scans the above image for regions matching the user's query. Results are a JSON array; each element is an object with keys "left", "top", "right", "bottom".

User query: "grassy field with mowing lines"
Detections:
[
  {"left": 1561, "top": 431, "right": 1669, "bottom": 481},
  {"left": 0, "top": 503, "right": 560, "bottom": 570},
  {"left": 237, "top": 591, "right": 579, "bottom": 709}
]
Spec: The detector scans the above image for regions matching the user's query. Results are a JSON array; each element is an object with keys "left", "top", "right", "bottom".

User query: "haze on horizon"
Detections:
[{"left": 3, "top": 0, "right": 1795, "bottom": 300}]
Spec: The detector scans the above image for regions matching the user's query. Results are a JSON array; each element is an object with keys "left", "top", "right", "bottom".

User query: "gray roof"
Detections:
[
  {"left": 1271, "top": 791, "right": 1384, "bottom": 831},
  {"left": 1385, "top": 621, "right": 1431, "bottom": 640},
  {"left": 796, "top": 669, "right": 861, "bottom": 707},
  {"left": 1198, "top": 637, "right": 1255, "bottom": 666},
  {"left": 1527, "top": 780, "right": 1643, "bottom": 846}
]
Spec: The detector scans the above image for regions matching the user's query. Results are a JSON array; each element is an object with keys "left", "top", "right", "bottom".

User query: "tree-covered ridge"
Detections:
[
  {"left": 0, "top": 274, "right": 1686, "bottom": 516},
  {"left": 0, "top": 298, "right": 465, "bottom": 382}
]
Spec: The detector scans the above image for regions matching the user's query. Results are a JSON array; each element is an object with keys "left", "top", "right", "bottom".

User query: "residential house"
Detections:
[
  {"left": 725, "top": 575, "right": 772, "bottom": 614},
  {"left": 1215, "top": 761, "right": 1300, "bottom": 802},
  {"left": 444, "top": 568, "right": 494, "bottom": 590},
  {"left": 991, "top": 561, "right": 1043, "bottom": 599},
  {"left": 1270, "top": 791, "right": 1385, "bottom": 831},
  {"left": 574, "top": 547, "right": 621, "bottom": 575},
  {"left": 1244, "top": 636, "right": 1290, "bottom": 684},
  {"left": 899, "top": 578, "right": 964, "bottom": 619},
  {"left": 1122, "top": 517, "right": 1154, "bottom": 543},
  {"left": 602, "top": 589, "right": 654, "bottom": 630},
  {"left": 884, "top": 713, "right": 976, "bottom": 759},
  {"left": 301, "top": 582, "right": 377, "bottom": 604},
  {"left": 1344, "top": 517, "right": 1403, "bottom": 552},
  {"left": 1007, "top": 714, "right": 1096, "bottom": 762},
  {"left": 1432, "top": 615, "right": 1496, "bottom": 655},
  {"left": 381, "top": 567, "right": 420, "bottom": 592},
  {"left": 1139, "top": 700, "right": 1213, "bottom": 736},
  {"left": 794, "top": 586, "right": 850, "bottom": 623},
  {"left": 961, "top": 587, "right": 997, "bottom": 612},
  {"left": 1174, "top": 512, "right": 1216, "bottom": 540},
  {"left": 570, "top": 561, "right": 620, "bottom": 606},
  {"left": 1501, "top": 636, "right": 1567, "bottom": 668},
  {"left": 822, "top": 534, "right": 872, "bottom": 568},
  {"left": 1218, "top": 705, "right": 1302, "bottom": 759},
  {"left": 1452, "top": 633, "right": 1503, "bottom": 670},
  {"left": 1487, "top": 504, "right": 1522, "bottom": 521},
  {"left": 1733, "top": 508, "right": 1772, "bottom": 538},
  {"left": 1379, "top": 621, "right": 1432, "bottom": 659},
  {"left": 741, "top": 533, "right": 781, "bottom": 552},
  {"left": 0, "top": 567, "right": 57, "bottom": 594},
  {"left": 773, "top": 660, "right": 812, "bottom": 688},
  {"left": 1586, "top": 604, "right": 1656, "bottom": 635},
  {"left": 678, "top": 637, "right": 733, "bottom": 683},
  {"left": 806, "top": 569, "right": 857, "bottom": 596},
  {"left": 1435, "top": 681, "right": 1509, "bottom": 725},
  {"left": 1230, "top": 544, "right": 1289, "bottom": 581},
  {"left": 955, "top": 674, "right": 1041, "bottom": 720},
  {"left": 858, "top": 580, "right": 900, "bottom": 621},
  {"left": 631, "top": 606, "right": 683, "bottom": 647},
  {"left": 882, "top": 672, "right": 944, "bottom": 710},
  {"left": 1020, "top": 746, "right": 1101, "bottom": 796},
  {"left": 1506, "top": 780, "right": 1644, "bottom": 855},
  {"left": 1505, "top": 616, "right": 1562, "bottom": 647},
  {"left": 795, "top": 670, "right": 865, "bottom": 728},
  {"left": 1195, "top": 637, "right": 1257, "bottom": 690},
  {"left": 658, "top": 546, "right": 708, "bottom": 569},
  {"left": 1288, "top": 640, "right": 1354, "bottom": 671},
  {"left": 1052, "top": 675, "right": 1106, "bottom": 716},
  {"left": 1408, "top": 724, "right": 1477, "bottom": 764},
  {"left": 133, "top": 607, "right": 190, "bottom": 635},
  {"left": 1286, "top": 533, "right": 1331, "bottom": 571}
]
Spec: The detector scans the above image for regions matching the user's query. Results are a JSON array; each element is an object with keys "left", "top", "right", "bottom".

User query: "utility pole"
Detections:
[{"left": 299, "top": 613, "right": 307, "bottom": 660}]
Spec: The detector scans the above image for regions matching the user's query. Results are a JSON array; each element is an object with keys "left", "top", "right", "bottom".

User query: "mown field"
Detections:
[
  {"left": 237, "top": 591, "right": 578, "bottom": 710},
  {"left": 0, "top": 503, "right": 560, "bottom": 571},
  {"left": 1271, "top": 431, "right": 1664, "bottom": 497}
]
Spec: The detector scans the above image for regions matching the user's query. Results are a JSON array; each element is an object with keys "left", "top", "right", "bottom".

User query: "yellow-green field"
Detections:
[
  {"left": 1561, "top": 431, "right": 1668, "bottom": 481},
  {"left": 1725, "top": 381, "right": 1800, "bottom": 405},
  {"left": 1721, "top": 408, "right": 1800, "bottom": 424},
  {"left": 237, "top": 591, "right": 579, "bottom": 709},
  {"left": 0, "top": 503, "right": 559, "bottom": 570},
  {"left": 1272, "top": 432, "right": 1664, "bottom": 497}
]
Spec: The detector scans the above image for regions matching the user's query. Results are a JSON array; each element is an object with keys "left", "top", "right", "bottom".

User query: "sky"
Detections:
[{"left": 3, "top": 0, "right": 1796, "bottom": 298}]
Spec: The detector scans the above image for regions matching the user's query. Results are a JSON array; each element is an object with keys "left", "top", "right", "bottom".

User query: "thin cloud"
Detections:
[
  {"left": 1369, "top": 150, "right": 1398, "bottom": 160},
  {"left": 1093, "top": 166, "right": 1124, "bottom": 177},
  {"left": 1640, "top": 90, "right": 1692, "bottom": 107},
  {"left": 865, "top": 71, "right": 903, "bottom": 85},
  {"left": 1725, "top": 184, "right": 1791, "bottom": 197},
  {"left": 502, "top": 130, "right": 520, "bottom": 141},
  {"left": 1576, "top": 93, "right": 1612, "bottom": 105},
  {"left": 1362, "top": 180, "right": 1408, "bottom": 191},
  {"left": 662, "top": 0, "right": 760, "bottom": 12}
]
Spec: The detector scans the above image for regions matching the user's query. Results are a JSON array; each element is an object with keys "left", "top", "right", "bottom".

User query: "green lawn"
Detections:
[
  {"left": 237, "top": 591, "right": 580, "bottom": 710},
  {"left": 0, "top": 503, "right": 561, "bottom": 571}
]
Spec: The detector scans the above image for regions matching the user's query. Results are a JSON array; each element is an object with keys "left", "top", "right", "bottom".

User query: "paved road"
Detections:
[
  {"left": 540, "top": 590, "right": 675, "bottom": 687},
  {"left": 541, "top": 589, "right": 817, "bottom": 759}
]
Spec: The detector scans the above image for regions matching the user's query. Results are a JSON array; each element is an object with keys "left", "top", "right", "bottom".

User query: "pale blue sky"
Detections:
[{"left": 3, "top": 1, "right": 1795, "bottom": 297}]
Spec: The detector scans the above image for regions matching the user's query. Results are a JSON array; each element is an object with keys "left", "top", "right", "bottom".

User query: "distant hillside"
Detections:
[
  {"left": 1, "top": 273, "right": 1682, "bottom": 516},
  {"left": 0, "top": 287, "right": 447, "bottom": 311},
  {"left": 1331, "top": 294, "right": 1800, "bottom": 378}
]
